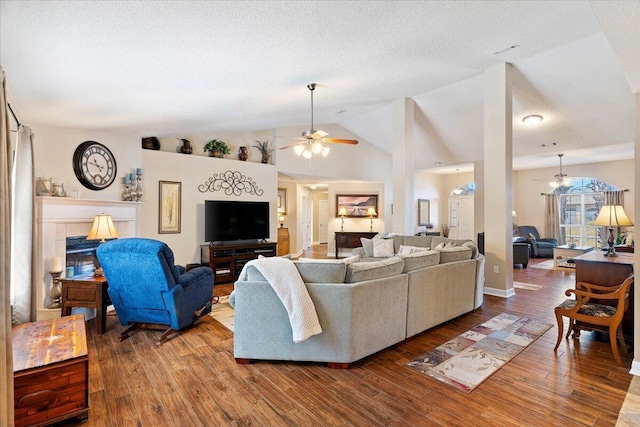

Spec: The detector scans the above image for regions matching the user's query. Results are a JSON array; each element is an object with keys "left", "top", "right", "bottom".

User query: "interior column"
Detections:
[
  {"left": 483, "top": 63, "right": 514, "bottom": 298},
  {"left": 633, "top": 92, "right": 640, "bottom": 374},
  {"left": 391, "top": 98, "right": 415, "bottom": 234}
]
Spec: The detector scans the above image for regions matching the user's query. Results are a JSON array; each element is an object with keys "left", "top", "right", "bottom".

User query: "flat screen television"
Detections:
[{"left": 204, "top": 200, "right": 270, "bottom": 243}]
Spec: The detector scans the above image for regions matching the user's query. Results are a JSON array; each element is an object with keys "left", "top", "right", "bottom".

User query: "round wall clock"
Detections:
[{"left": 72, "top": 141, "right": 117, "bottom": 190}]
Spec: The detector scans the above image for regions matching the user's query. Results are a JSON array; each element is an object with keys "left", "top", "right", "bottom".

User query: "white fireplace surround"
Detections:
[{"left": 36, "top": 196, "right": 140, "bottom": 320}]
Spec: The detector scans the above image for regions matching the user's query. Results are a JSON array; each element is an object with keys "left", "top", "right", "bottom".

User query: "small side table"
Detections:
[{"left": 61, "top": 274, "right": 109, "bottom": 334}]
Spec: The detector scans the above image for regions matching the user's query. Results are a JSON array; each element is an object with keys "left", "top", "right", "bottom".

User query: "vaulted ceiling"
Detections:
[{"left": 1, "top": 1, "right": 638, "bottom": 173}]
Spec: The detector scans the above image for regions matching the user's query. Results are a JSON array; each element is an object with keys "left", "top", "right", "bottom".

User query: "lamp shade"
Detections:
[
  {"left": 338, "top": 207, "right": 347, "bottom": 216},
  {"left": 87, "top": 214, "right": 120, "bottom": 243},
  {"left": 367, "top": 207, "right": 377, "bottom": 217},
  {"left": 592, "top": 205, "right": 634, "bottom": 227}
]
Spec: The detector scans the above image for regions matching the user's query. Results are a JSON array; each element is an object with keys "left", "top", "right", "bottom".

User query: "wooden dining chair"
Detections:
[{"left": 554, "top": 274, "right": 634, "bottom": 366}]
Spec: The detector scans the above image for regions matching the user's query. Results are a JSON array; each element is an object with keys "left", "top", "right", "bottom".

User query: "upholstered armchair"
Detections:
[
  {"left": 517, "top": 225, "right": 557, "bottom": 258},
  {"left": 97, "top": 238, "right": 214, "bottom": 345}
]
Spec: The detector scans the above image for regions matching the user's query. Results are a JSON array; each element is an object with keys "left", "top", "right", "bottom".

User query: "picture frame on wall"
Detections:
[
  {"left": 159, "top": 181, "right": 181, "bottom": 234},
  {"left": 336, "top": 194, "right": 378, "bottom": 217},
  {"left": 418, "top": 199, "right": 430, "bottom": 226},
  {"left": 277, "top": 188, "right": 287, "bottom": 214}
]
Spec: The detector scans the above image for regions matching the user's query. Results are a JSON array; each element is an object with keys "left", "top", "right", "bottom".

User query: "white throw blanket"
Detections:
[{"left": 238, "top": 257, "right": 322, "bottom": 343}]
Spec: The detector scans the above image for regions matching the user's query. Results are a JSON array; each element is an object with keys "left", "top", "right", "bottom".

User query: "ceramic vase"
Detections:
[{"left": 239, "top": 146, "right": 248, "bottom": 161}]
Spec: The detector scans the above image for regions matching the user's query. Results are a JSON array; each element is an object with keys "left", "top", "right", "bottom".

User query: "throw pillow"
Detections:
[
  {"left": 373, "top": 237, "right": 395, "bottom": 257},
  {"left": 361, "top": 238, "right": 374, "bottom": 257},
  {"left": 397, "top": 244, "right": 430, "bottom": 255},
  {"left": 528, "top": 233, "right": 537, "bottom": 242}
]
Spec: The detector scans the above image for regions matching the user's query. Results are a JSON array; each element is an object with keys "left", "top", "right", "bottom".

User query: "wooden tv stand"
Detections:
[{"left": 201, "top": 241, "right": 277, "bottom": 284}]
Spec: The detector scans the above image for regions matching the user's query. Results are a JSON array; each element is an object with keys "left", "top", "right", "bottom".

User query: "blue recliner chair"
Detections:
[{"left": 97, "top": 238, "right": 214, "bottom": 346}]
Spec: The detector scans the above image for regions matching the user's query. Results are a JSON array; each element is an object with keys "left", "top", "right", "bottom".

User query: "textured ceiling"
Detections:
[{"left": 0, "top": 1, "right": 637, "bottom": 174}]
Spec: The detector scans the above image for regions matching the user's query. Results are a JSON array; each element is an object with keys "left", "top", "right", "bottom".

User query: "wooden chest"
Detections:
[{"left": 13, "top": 314, "right": 89, "bottom": 426}]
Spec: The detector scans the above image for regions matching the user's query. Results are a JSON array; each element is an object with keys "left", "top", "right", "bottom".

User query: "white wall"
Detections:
[
  {"left": 141, "top": 149, "right": 278, "bottom": 265},
  {"left": 514, "top": 159, "right": 634, "bottom": 234},
  {"left": 31, "top": 124, "right": 141, "bottom": 202},
  {"left": 327, "top": 181, "right": 385, "bottom": 257}
]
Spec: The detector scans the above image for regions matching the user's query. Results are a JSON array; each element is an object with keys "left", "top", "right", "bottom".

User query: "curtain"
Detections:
[
  {"left": 544, "top": 193, "right": 562, "bottom": 244},
  {"left": 0, "top": 66, "right": 15, "bottom": 427},
  {"left": 11, "top": 125, "right": 34, "bottom": 323}
]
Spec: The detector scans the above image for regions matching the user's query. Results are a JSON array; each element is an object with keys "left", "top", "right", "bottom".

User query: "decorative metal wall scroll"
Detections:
[{"left": 198, "top": 170, "right": 264, "bottom": 196}]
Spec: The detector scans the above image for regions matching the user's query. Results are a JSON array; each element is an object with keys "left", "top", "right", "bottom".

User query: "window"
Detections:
[{"left": 553, "top": 178, "right": 617, "bottom": 247}]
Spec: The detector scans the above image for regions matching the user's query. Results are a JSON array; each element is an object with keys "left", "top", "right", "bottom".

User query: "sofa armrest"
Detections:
[
  {"left": 177, "top": 266, "right": 213, "bottom": 289},
  {"left": 352, "top": 247, "right": 365, "bottom": 257},
  {"left": 540, "top": 238, "right": 557, "bottom": 245}
]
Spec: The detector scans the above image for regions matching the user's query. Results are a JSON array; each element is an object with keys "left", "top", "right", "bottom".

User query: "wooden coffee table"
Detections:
[{"left": 553, "top": 245, "right": 593, "bottom": 269}]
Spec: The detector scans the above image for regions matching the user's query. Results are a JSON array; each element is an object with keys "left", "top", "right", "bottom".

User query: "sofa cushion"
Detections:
[
  {"left": 293, "top": 260, "right": 347, "bottom": 283},
  {"left": 373, "top": 237, "right": 395, "bottom": 257},
  {"left": 436, "top": 246, "right": 473, "bottom": 263},
  {"left": 397, "top": 245, "right": 431, "bottom": 255},
  {"left": 398, "top": 250, "right": 440, "bottom": 272},
  {"left": 345, "top": 257, "right": 404, "bottom": 283},
  {"left": 401, "top": 235, "right": 433, "bottom": 249},
  {"left": 361, "top": 238, "right": 374, "bottom": 257}
]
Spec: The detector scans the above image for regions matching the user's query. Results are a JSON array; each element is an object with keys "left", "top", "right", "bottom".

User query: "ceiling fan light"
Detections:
[
  {"left": 321, "top": 146, "right": 331, "bottom": 157},
  {"left": 302, "top": 149, "right": 313, "bottom": 159},
  {"left": 563, "top": 178, "right": 572, "bottom": 186},
  {"left": 550, "top": 181, "right": 558, "bottom": 188},
  {"left": 523, "top": 114, "right": 543, "bottom": 126},
  {"left": 293, "top": 145, "right": 305, "bottom": 156},
  {"left": 452, "top": 187, "right": 463, "bottom": 195},
  {"left": 311, "top": 141, "right": 324, "bottom": 154}
]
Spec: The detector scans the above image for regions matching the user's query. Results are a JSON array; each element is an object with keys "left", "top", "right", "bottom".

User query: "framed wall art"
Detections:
[
  {"left": 159, "top": 181, "right": 181, "bottom": 234},
  {"left": 277, "top": 188, "right": 287, "bottom": 214},
  {"left": 336, "top": 194, "right": 378, "bottom": 217}
]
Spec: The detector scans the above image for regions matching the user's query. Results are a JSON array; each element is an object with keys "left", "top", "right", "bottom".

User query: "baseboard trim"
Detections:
[
  {"left": 483, "top": 286, "right": 516, "bottom": 299},
  {"left": 630, "top": 359, "right": 640, "bottom": 376}
]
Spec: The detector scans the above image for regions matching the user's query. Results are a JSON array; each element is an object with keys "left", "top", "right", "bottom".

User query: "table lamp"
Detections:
[
  {"left": 87, "top": 213, "right": 120, "bottom": 275},
  {"left": 279, "top": 214, "right": 286, "bottom": 228},
  {"left": 592, "top": 205, "right": 633, "bottom": 257},
  {"left": 338, "top": 207, "right": 347, "bottom": 232},
  {"left": 367, "top": 207, "right": 377, "bottom": 232}
]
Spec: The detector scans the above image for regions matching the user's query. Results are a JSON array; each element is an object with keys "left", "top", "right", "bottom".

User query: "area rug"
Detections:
[
  {"left": 528, "top": 260, "right": 555, "bottom": 270},
  {"left": 513, "top": 281, "right": 542, "bottom": 291},
  {"left": 407, "top": 313, "right": 552, "bottom": 393},
  {"left": 209, "top": 295, "right": 234, "bottom": 331}
]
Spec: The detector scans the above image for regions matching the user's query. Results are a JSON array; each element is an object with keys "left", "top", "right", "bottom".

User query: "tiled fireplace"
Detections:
[{"left": 35, "top": 196, "right": 140, "bottom": 320}]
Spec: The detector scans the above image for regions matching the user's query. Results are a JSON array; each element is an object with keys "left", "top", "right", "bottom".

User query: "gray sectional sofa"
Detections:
[{"left": 230, "top": 234, "right": 485, "bottom": 368}]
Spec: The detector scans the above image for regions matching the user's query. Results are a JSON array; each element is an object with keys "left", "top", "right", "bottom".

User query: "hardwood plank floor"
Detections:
[{"left": 54, "top": 245, "right": 632, "bottom": 426}]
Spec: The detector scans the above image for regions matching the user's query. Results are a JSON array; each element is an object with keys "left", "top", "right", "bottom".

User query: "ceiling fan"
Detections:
[
  {"left": 542, "top": 153, "right": 572, "bottom": 188},
  {"left": 278, "top": 83, "right": 358, "bottom": 159}
]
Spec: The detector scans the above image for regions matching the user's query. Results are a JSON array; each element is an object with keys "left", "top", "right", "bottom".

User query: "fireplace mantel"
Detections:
[{"left": 35, "top": 196, "right": 140, "bottom": 320}]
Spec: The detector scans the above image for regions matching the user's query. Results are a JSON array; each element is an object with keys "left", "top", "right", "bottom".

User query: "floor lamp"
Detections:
[
  {"left": 87, "top": 213, "right": 120, "bottom": 275},
  {"left": 592, "top": 205, "right": 633, "bottom": 257}
]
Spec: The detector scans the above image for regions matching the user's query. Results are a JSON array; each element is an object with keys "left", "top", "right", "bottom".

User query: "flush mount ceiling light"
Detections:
[{"left": 522, "top": 114, "right": 543, "bottom": 126}]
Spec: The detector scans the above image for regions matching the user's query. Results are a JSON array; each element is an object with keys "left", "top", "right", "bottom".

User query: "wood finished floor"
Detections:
[{"left": 55, "top": 245, "right": 633, "bottom": 426}]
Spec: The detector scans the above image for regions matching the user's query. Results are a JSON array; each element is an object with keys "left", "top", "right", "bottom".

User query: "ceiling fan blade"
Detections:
[
  {"left": 278, "top": 142, "right": 307, "bottom": 150},
  {"left": 323, "top": 138, "right": 359, "bottom": 145},
  {"left": 312, "top": 130, "right": 328, "bottom": 139},
  {"left": 274, "top": 135, "right": 305, "bottom": 140}
]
